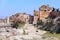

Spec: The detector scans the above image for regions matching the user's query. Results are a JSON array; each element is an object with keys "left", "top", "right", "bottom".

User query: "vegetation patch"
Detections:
[
  {"left": 43, "top": 32, "right": 60, "bottom": 38},
  {"left": 12, "top": 21, "right": 25, "bottom": 29}
]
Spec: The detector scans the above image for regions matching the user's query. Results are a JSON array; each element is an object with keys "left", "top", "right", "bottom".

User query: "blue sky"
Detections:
[{"left": 0, "top": 0, "right": 60, "bottom": 18}]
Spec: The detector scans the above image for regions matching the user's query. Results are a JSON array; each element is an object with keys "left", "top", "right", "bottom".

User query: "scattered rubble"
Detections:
[{"left": 0, "top": 24, "right": 59, "bottom": 40}]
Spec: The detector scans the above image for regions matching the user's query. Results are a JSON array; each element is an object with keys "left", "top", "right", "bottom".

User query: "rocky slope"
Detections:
[{"left": 0, "top": 24, "right": 59, "bottom": 40}]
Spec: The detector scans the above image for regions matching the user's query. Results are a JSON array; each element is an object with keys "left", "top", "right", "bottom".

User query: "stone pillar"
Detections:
[{"left": 6, "top": 17, "right": 9, "bottom": 23}]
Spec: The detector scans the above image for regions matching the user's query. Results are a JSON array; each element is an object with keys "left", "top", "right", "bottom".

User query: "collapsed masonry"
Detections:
[
  {"left": 33, "top": 5, "right": 60, "bottom": 33},
  {"left": 0, "top": 4, "right": 60, "bottom": 29},
  {"left": 0, "top": 17, "right": 12, "bottom": 28},
  {"left": 33, "top": 4, "right": 52, "bottom": 25},
  {"left": 9, "top": 13, "right": 33, "bottom": 24},
  {"left": 33, "top": 4, "right": 60, "bottom": 25}
]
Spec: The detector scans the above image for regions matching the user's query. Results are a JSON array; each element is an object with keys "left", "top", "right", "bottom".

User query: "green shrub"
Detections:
[{"left": 12, "top": 21, "right": 25, "bottom": 29}]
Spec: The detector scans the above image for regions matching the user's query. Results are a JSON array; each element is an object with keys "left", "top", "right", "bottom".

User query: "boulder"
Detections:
[{"left": 0, "top": 36, "right": 6, "bottom": 40}]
